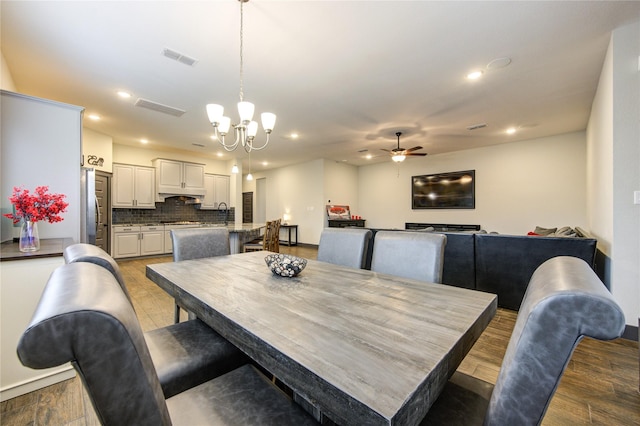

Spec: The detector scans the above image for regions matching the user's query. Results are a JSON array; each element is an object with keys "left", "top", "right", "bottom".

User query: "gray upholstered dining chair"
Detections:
[
  {"left": 171, "top": 227, "right": 231, "bottom": 322},
  {"left": 317, "top": 228, "right": 372, "bottom": 269},
  {"left": 63, "top": 243, "right": 247, "bottom": 398},
  {"left": 17, "top": 262, "right": 318, "bottom": 426},
  {"left": 420, "top": 256, "right": 625, "bottom": 425},
  {"left": 370, "top": 230, "right": 447, "bottom": 283}
]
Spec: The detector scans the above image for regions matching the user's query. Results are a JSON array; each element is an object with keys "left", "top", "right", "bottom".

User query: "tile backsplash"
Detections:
[{"left": 112, "top": 196, "right": 233, "bottom": 224}]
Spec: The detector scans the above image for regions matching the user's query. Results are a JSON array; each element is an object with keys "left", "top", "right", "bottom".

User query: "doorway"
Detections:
[
  {"left": 242, "top": 192, "right": 253, "bottom": 223},
  {"left": 95, "top": 171, "right": 111, "bottom": 253},
  {"left": 256, "top": 178, "right": 266, "bottom": 224}
]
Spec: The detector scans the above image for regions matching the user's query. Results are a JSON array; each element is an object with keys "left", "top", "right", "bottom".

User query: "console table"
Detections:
[
  {"left": 328, "top": 219, "right": 366, "bottom": 228},
  {"left": 279, "top": 224, "right": 298, "bottom": 246}
]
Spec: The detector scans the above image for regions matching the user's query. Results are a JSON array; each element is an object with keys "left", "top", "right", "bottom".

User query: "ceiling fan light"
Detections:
[
  {"left": 238, "top": 101, "right": 255, "bottom": 123},
  {"left": 392, "top": 154, "right": 406, "bottom": 162}
]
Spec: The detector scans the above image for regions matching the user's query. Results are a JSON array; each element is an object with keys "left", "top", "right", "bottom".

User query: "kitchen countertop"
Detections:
[
  {"left": 0, "top": 238, "right": 74, "bottom": 262},
  {"left": 112, "top": 222, "right": 265, "bottom": 234}
]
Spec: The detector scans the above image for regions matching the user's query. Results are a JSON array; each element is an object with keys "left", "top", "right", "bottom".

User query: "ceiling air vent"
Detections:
[
  {"left": 467, "top": 123, "right": 487, "bottom": 131},
  {"left": 135, "top": 98, "right": 186, "bottom": 117},
  {"left": 162, "top": 48, "right": 198, "bottom": 67}
]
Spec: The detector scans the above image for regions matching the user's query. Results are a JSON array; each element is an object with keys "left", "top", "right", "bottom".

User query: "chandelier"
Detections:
[{"left": 206, "top": 0, "right": 276, "bottom": 153}]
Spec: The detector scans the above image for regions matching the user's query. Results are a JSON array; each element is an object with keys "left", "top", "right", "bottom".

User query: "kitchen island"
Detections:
[
  {"left": 112, "top": 222, "right": 265, "bottom": 258},
  {"left": 205, "top": 222, "right": 264, "bottom": 254}
]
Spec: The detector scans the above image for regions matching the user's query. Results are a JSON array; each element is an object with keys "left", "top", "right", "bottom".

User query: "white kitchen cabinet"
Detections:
[
  {"left": 200, "top": 174, "right": 230, "bottom": 210},
  {"left": 113, "top": 225, "right": 141, "bottom": 258},
  {"left": 153, "top": 159, "right": 205, "bottom": 196},
  {"left": 140, "top": 225, "right": 164, "bottom": 256},
  {"left": 113, "top": 225, "right": 165, "bottom": 258},
  {"left": 112, "top": 164, "right": 155, "bottom": 209}
]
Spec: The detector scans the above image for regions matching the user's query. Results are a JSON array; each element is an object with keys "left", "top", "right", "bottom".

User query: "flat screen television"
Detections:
[{"left": 412, "top": 170, "right": 475, "bottom": 209}]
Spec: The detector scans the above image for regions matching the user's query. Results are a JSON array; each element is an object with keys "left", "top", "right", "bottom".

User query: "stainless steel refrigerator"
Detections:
[{"left": 80, "top": 167, "right": 97, "bottom": 244}]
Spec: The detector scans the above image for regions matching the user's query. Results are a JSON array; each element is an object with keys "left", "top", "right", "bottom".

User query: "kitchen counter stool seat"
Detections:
[{"left": 63, "top": 243, "right": 247, "bottom": 398}]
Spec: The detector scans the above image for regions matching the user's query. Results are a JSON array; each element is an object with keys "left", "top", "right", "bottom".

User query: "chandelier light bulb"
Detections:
[
  {"left": 261, "top": 112, "right": 276, "bottom": 133},
  {"left": 231, "top": 164, "right": 239, "bottom": 174},
  {"left": 237, "top": 101, "right": 255, "bottom": 123},
  {"left": 247, "top": 121, "right": 259, "bottom": 138},
  {"left": 219, "top": 117, "right": 231, "bottom": 135},
  {"left": 206, "top": 104, "right": 224, "bottom": 124}
]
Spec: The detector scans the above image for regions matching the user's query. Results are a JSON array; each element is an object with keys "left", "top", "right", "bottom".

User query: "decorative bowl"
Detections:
[{"left": 265, "top": 254, "right": 307, "bottom": 277}]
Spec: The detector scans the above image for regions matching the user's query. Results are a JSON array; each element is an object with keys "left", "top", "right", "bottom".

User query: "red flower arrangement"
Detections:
[{"left": 3, "top": 186, "right": 69, "bottom": 224}]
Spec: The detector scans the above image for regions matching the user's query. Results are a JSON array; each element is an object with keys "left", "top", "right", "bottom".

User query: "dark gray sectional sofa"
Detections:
[{"left": 363, "top": 225, "right": 597, "bottom": 311}]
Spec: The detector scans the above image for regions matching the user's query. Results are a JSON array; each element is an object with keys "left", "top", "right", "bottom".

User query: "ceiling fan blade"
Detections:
[
  {"left": 406, "top": 152, "right": 427, "bottom": 156},
  {"left": 380, "top": 148, "right": 392, "bottom": 153},
  {"left": 404, "top": 146, "right": 423, "bottom": 153}
]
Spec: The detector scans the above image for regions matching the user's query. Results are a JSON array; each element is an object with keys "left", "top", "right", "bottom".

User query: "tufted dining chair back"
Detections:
[
  {"left": 371, "top": 231, "right": 447, "bottom": 283},
  {"left": 17, "top": 262, "right": 317, "bottom": 426},
  {"left": 171, "top": 227, "right": 230, "bottom": 261},
  {"left": 317, "top": 228, "right": 372, "bottom": 269},
  {"left": 420, "top": 256, "right": 626, "bottom": 425}
]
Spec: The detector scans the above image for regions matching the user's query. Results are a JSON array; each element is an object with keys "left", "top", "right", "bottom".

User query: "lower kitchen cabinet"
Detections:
[
  {"left": 112, "top": 225, "right": 164, "bottom": 258},
  {"left": 140, "top": 226, "right": 164, "bottom": 256}
]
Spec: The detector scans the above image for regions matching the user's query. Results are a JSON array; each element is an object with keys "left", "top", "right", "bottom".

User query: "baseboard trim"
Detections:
[{"left": 0, "top": 365, "right": 75, "bottom": 402}]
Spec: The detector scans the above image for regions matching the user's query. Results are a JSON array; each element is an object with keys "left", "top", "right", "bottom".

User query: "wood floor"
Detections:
[{"left": 2, "top": 245, "right": 638, "bottom": 425}]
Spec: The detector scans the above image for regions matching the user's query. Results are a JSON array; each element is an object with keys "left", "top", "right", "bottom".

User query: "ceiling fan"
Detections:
[{"left": 381, "top": 132, "right": 427, "bottom": 162}]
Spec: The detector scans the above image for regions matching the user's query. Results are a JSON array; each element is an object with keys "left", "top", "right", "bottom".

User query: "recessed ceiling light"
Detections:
[
  {"left": 506, "top": 127, "right": 517, "bottom": 135},
  {"left": 365, "top": 154, "right": 372, "bottom": 160},
  {"left": 117, "top": 91, "right": 132, "bottom": 99},
  {"left": 87, "top": 114, "right": 100, "bottom": 121},
  {"left": 216, "top": 152, "right": 223, "bottom": 157},
  {"left": 290, "top": 133, "right": 299, "bottom": 139},
  {"left": 262, "top": 161, "right": 268, "bottom": 166},
  {"left": 140, "top": 139, "right": 149, "bottom": 144},
  {"left": 466, "top": 70, "right": 483, "bottom": 80}
]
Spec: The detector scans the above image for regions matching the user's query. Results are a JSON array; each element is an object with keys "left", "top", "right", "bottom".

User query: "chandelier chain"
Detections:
[{"left": 239, "top": 0, "right": 244, "bottom": 102}]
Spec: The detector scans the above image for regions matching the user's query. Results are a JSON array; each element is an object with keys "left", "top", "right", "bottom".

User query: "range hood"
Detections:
[{"left": 155, "top": 194, "right": 203, "bottom": 203}]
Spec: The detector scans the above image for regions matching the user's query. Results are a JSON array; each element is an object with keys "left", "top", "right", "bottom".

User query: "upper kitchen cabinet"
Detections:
[
  {"left": 112, "top": 163, "right": 155, "bottom": 209},
  {"left": 200, "top": 174, "right": 230, "bottom": 210},
  {"left": 153, "top": 159, "right": 205, "bottom": 198}
]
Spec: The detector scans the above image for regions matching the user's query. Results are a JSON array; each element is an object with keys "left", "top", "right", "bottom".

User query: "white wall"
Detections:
[
  {"left": 324, "top": 160, "right": 360, "bottom": 222},
  {"left": 83, "top": 128, "right": 113, "bottom": 173},
  {"left": 1, "top": 51, "right": 16, "bottom": 92},
  {"left": 359, "top": 132, "right": 587, "bottom": 234},
  {"left": 588, "top": 21, "right": 640, "bottom": 327},
  {"left": 1, "top": 91, "right": 83, "bottom": 242},
  {"left": 244, "top": 159, "right": 325, "bottom": 244}
]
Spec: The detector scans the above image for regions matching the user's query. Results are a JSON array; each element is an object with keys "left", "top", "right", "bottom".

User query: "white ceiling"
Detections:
[{"left": 2, "top": 1, "right": 639, "bottom": 172}]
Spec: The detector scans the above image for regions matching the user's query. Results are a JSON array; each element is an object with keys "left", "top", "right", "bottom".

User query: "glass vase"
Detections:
[{"left": 19, "top": 220, "right": 40, "bottom": 252}]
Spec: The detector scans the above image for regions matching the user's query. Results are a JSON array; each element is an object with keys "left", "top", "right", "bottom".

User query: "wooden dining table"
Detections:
[{"left": 146, "top": 251, "right": 497, "bottom": 426}]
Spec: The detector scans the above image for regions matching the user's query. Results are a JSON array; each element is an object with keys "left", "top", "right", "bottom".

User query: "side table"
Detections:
[{"left": 279, "top": 224, "right": 298, "bottom": 246}]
